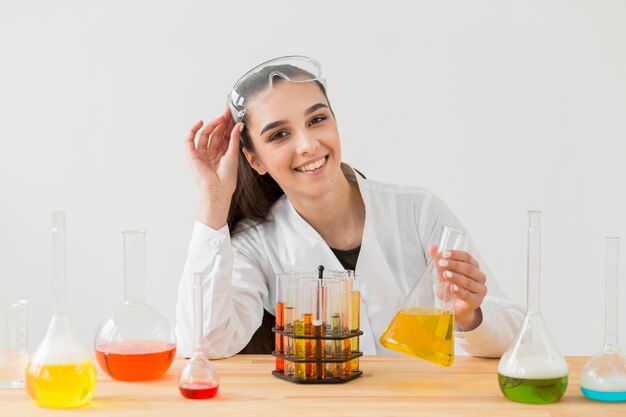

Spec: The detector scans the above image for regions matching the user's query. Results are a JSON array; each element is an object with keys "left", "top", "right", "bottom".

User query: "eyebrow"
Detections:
[{"left": 259, "top": 103, "right": 329, "bottom": 136}]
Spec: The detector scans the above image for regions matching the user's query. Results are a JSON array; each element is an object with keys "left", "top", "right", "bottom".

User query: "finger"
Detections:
[
  {"left": 186, "top": 120, "right": 204, "bottom": 154},
  {"left": 224, "top": 122, "right": 243, "bottom": 162},
  {"left": 223, "top": 106, "right": 233, "bottom": 123},
  {"left": 443, "top": 271, "right": 486, "bottom": 295},
  {"left": 440, "top": 250, "right": 480, "bottom": 269},
  {"left": 429, "top": 245, "right": 439, "bottom": 261},
  {"left": 209, "top": 121, "right": 227, "bottom": 150},
  {"left": 198, "top": 115, "right": 225, "bottom": 149},
  {"left": 437, "top": 259, "right": 486, "bottom": 283},
  {"left": 451, "top": 283, "right": 475, "bottom": 303},
  {"left": 219, "top": 114, "right": 236, "bottom": 150}
]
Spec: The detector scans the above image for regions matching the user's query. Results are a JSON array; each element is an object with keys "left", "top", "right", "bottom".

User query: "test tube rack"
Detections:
[{"left": 271, "top": 328, "right": 363, "bottom": 384}]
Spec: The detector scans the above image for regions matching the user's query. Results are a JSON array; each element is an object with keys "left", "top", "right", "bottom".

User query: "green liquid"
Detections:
[{"left": 498, "top": 373, "right": 568, "bottom": 404}]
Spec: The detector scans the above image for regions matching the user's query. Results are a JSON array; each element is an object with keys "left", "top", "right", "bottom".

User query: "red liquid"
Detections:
[
  {"left": 179, "top": 383, "right": 219, "bottom": 399},
  {"left": 95, "top": 341, "right": 176, "bottom": 381}
]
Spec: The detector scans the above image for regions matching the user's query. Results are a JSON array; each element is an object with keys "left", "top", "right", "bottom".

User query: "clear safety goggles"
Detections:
[{"left": 227, "top": 56, "right": 326, "bottom": 122}]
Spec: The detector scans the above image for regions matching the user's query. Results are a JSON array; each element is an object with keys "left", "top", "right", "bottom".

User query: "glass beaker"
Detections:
[
  {"left": 178, "top": 273, "right": 219, "bottom": 399},
  {"left": 498, "top": 211, "right": 568, "bottom": 404},
  {"left": 380, "top": 226, "right": 465, "bottom": 366},
  {"left": 579, "top": 237, "right": 626, "bottom": 401},
  {"left": 94, "top": 230, "right": 176, "bottom": 381},
  {"left": 25, "top": 212, "right": 96, "bottom": 408},
  {"left": 0, "top": 300, "right": 29, "bottom": 389}
]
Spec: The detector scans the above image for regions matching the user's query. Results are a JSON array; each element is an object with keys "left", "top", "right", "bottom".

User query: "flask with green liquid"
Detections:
[{"left": 497, "top": 211, "right": 568, "bottom": 404}]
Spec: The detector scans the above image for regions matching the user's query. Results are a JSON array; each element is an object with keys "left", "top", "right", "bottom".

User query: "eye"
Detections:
[
  {"left": 308, "top": 115, "right": 326, "bottom": 126},
  {"left": 269, "top": 130, "right": 289, "bottom": 142}
]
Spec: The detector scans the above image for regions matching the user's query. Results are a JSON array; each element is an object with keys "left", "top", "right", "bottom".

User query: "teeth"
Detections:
[{"left": 297, "top": 157, "right": 325, "bottom": 172}]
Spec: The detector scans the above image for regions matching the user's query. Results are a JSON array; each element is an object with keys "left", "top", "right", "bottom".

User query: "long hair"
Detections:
[{"left": 227, "top": 65, "right": 331, "bottom": 234}]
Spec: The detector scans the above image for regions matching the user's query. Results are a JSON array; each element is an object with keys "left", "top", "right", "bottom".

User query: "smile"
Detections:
[{"left": 295, "top": 156, "right": 327, "bottom": 173}]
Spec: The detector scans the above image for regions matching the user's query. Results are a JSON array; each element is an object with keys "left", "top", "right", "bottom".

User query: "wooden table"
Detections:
[{"left": 2, "top": 356, "right": 625, "bottom": 416}]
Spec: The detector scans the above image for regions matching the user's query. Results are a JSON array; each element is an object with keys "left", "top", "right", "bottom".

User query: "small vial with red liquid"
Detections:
[{"left": 177, "top": 273, "right": 219, "bottom": 399}]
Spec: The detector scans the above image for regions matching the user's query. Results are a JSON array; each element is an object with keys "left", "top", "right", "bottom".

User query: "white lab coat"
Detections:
[{"left": 176, "top": 164, "right": 524, "bottom": 358}]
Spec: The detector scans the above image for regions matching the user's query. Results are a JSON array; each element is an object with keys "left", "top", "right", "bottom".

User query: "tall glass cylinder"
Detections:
[
  {"left": 497, "top": 211, "right": 568, "bottom": 404},
  {"left": 580, "top": 237, "right": 626, "bottom": 401},
  {"left": 94, "top": 230, "right": 176, "bottom": 381}
]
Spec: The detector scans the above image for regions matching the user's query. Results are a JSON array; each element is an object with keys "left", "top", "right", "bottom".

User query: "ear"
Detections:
[{"left": 242, "top": 147, "right": 268, "bottom": 175}]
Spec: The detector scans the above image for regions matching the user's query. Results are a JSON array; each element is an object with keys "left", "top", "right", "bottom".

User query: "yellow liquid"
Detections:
[
  {"left": 380, "top": 308, "right": 454, "bottom": 366},
  {"left": 26, "top": 361, "right": 96, "bottom": 408}
]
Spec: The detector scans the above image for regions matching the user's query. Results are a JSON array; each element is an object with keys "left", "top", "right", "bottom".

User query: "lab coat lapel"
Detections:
[{"left": 354, "top": 173, "right": 404, "bottom": 353}]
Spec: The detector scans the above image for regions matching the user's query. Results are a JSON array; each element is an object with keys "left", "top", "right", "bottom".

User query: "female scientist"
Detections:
[{"left": 176, "top": 56, "right": 523, "bottom": 358}]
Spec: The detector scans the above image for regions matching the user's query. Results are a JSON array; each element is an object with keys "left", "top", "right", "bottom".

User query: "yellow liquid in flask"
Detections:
[
  {"left": 26, "top": 361, "right": 96, "bottom": 408},
  {"left": 380, "top": 308, "right": 454, "bottom": 366}
]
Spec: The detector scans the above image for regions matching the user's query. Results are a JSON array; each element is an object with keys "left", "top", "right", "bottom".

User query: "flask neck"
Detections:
[
  {"left": 123, "top": 231, "right": 147, "bottom": 303},
  {"left": 526, "top": 211, "right": 542, "bottom": 315},
  {"left": 192, "top": 273, "right": 205, "bottom": 354},
  {"left": 603, "top": 237, "right": 620, "bottom": 348},
  {"left": 437, "top": 226, "right": 467, "bottom": 253},
  {"left": 52, "top": 212, "right": 67, "bottom": 312}
]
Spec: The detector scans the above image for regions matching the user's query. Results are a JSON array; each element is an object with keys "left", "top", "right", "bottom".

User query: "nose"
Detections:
[{"left": 294, "top": 129, "right": 320, "bottom": 156}]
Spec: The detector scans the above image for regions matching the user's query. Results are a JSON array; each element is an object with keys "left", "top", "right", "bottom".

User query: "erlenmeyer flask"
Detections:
[
  {"left": 178, "top": 273, "right": 219, "bottom": 399},
  {"left": 380, "top": 226, "right": 466, "bottom": 366},
  {"left": 498, "top": 211, "right": 568, "bottom": 404},
  {"left": 94, "top": 231, "right": 176, "bottom": 381},
  {"left": 25, "top": 212, "right": 96, "bottom": 408},
  {"left": 580, "top": 237, "right": 626, "bottom": 401}
]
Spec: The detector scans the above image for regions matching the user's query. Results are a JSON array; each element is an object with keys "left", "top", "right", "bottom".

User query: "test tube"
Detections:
[
  {"left": 303, "top": 279, "right": 315, "bottom": 379},
  {"left": 328, "top": 278, "right": 344, "bottom": 378},
  {"left": 284, "top": 282, "right": 297, "bottom": 377},
  {"left": 341, "top": 273, "right": 352, "bottom": 377},
  {"left": 293, "top": 278, "right": 306, "bottom": 380},
  {"left": 314, "top": 267, "right": 325, "bottom": 380},
  {"left": 348, "top": 271, "right": 360, "bottom": 371},
  {"left": 275, "top": 274, "right": 286, "bottom": 373}
]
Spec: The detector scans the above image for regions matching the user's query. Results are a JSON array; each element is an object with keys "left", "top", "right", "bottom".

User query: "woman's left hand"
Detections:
[{"left": 430, "top": 246, "right": 487, "bottom": 331}]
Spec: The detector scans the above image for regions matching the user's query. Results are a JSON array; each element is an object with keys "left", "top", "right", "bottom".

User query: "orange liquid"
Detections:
[
  {"left": 95, "top": 341, "right": 175, "bottom": 381},
  {"left": 275, "top": 302, "right": 284, "bottom": 372}
]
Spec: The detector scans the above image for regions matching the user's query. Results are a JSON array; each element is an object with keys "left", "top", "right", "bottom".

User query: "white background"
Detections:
[{"left": 1, "top": 0, "right": 625, "bottom": 356}]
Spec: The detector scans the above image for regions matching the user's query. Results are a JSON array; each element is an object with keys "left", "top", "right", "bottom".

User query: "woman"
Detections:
[{"left": 176, "top": 56, "right": 523, "bottom": 358}]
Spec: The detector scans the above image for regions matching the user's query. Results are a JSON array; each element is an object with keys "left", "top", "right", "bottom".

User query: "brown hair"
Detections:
[{"left": 227, "top": 65, "right": 332, "bottom": 234}]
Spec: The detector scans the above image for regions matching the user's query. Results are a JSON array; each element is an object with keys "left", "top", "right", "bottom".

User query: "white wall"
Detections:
[{"left": 1, "top": 0, "right": 625, "bottom": 356}]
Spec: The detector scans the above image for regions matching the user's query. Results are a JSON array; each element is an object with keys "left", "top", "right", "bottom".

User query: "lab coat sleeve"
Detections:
[
  {"left": 417, "top": 192, "right": 524, "bottom": 358},
  {"left": 175, "top": 221, "right": 269, "bottom": 359}
]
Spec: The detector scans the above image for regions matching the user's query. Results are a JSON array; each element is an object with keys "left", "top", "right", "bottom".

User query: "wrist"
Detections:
[
  {"left": 455, "top": 308, "right": 483, "bottom": 332},
  {"left": 196, "top": 191, "right": 232, "bottom": 229}
]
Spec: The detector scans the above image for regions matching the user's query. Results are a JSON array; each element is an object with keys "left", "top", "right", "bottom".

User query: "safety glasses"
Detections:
[{"left": 227, "top": 56, "right": 326, "bottom": 122}]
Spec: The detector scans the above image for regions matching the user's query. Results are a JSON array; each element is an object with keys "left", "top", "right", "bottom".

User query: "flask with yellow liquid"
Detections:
[
  {"left": 25, "top": 212, "right": 96, "bottom": 408},
  {"left": 380, "top": 226, "right": 466, "bottom": 366}
]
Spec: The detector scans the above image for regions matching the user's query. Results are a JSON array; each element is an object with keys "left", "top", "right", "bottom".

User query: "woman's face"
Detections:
[{"left": 243, "top": 80, "right": 342, "bottom": 201}]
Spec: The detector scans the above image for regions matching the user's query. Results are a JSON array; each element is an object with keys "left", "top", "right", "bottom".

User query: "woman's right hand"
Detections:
[{"left": 186, "top": 107, "right": 244, "bottom": 228}]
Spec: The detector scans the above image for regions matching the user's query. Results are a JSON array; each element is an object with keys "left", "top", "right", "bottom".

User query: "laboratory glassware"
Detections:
[
  {"left": 579, "top": 237, "right": 626, "bottom": 401},
  {"left": 94, "top": 230, "right": 176, "bottom": 381},
  {"left": 498, "top": 211, "right": 568, "bottom": 404},
  {"left": 380, "top": 225, "right": 466, "bottom": 366},
  {"left": 272, "top": 269, "right": 363, "bottom": 383},
  {"left": 0, "top": 300, "right": 29, "bottom": 389},
  {"left": 275, "top": 273, "right": 286, "bottom": 373},
  {"left": 178, "top": 273, "right": 219, "bottom": 399},
  {"left": 347, "top": 271, "right": 360, "bottom": 371},
  {"left": 25, "top": 212, "right": 96, "bottom": 408}
]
